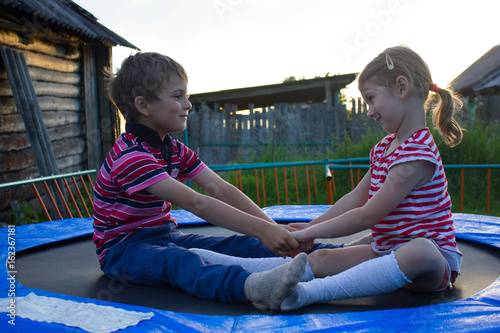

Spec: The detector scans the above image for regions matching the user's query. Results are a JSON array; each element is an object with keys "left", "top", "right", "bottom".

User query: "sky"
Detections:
[{"left": 73, "top": 0, "right": 499, "bottom": 98}]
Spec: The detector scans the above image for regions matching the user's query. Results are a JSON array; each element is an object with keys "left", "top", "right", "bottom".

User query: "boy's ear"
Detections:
[
  {"left": 134, "top": 96, "right": 150, "bottom": 116},
  {"left": 395, "top": 76, "right": 410, "bottom": 99}
]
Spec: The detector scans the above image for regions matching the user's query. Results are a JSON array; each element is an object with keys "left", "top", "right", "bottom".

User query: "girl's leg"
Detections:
[
  {"left": 191, "top": 248, "right": 315, "bottom": 282},
  {"left": 307, "top": 244, "right": 378, "bottom": 278},
  {"left": 101, "top": 229, "right": 308, "bottom": 308},
  {"left": 344, "top": 233, "right": 374, "bottom": 247},
  {"left": 394, "top": 237, "right": 446, "bottom": 292},
  {"left": 281, "top": 238, "right": 445, "bottom": 311},
  {"left": 281, "top": 251, "right": 410, "bottom": 311}
]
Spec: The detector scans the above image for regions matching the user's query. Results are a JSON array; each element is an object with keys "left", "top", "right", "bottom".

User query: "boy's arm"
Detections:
[
  {"left": 192, "top": 168, "right": 277, "bottom": 224},
  {"left": 146, "top": 175, "right": 299, "bottom": 255}
]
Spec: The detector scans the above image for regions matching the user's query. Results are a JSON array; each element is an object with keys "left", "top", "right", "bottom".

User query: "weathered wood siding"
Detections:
[{"left": 0, "top": 30, "right": 86, "bottom": 214}]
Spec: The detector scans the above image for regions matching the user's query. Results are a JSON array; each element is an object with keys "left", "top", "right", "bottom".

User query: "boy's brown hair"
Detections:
[{"left": 107, "top": 52, "right": 188, "bottom": 121}]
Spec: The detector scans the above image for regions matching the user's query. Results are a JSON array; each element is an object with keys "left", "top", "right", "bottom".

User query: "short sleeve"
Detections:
[{"left": 111, "top": 148, "right": 169, "bottom": 195}]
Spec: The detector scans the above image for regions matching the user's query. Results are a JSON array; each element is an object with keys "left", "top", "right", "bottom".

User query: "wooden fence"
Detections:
[{"left": 174, "top": 98, "right": 380, "bottom": 165}]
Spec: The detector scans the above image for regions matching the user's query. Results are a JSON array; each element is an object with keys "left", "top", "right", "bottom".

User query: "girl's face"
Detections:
[{"left": 359, "top": 79, "right": 405, "bottom": 134}]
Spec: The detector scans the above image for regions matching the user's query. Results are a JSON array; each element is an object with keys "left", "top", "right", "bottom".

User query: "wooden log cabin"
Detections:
[{"left": 0, "top": 0, "right": 138, "bottom": 220}]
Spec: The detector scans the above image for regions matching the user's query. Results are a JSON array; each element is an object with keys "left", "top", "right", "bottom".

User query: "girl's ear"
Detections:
[
  {"left": 134, "top": 96, "right": 150, "bottom": 117},
  {"left": 395, "top": 75, "right": 411, "bottom": 99}
]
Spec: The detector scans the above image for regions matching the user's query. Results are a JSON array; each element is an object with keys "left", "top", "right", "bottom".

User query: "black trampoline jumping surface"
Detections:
[{"left": 14, "top": 224, "right": 500, "bottom": 316}]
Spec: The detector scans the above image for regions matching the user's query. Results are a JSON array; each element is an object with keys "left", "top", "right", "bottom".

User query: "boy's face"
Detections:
[{"left": 139, "top": 75, "right": 191, "bottom": 139}]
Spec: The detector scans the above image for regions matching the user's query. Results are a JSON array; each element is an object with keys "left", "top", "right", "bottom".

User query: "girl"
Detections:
[{"left": 280, "top": 45, "right": 464, "bottom": 311}]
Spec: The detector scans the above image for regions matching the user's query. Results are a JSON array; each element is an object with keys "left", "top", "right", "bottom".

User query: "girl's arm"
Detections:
[
  {"left": 288, "top": 169, "right": 372, "bottom": 231},
  {"left": 192, "top": 168, "right": 277, "bottom": 224},
  {"left": 146, "top": 170, "right": 299, "bottom": 255},
  {"left": 311, "top": 169, "right": 372, "bottom": 225},
  {"left": 293, "top": 160, "right": 435, "bottom": 244}
]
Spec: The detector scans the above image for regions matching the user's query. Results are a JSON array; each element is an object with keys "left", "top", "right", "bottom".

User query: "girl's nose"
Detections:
[{"left": 367, "top": 106, "right": 375, "bottom": 118}]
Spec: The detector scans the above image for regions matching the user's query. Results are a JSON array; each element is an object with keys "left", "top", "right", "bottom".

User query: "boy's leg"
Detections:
[
  {"left": 101, "top": 234, "right": 249, "bottom": 302},
  {"left": 101, "top": 227, "right": 307, "bottom": 306},
  {"left": 173, "top": 229, "right": 341, "bottom": 258},
  {"left": 191, "top": 248, "right": 315, "bottom": 282}
]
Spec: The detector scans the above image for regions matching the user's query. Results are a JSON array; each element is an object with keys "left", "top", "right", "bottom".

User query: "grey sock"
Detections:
[
  {"left": 191, "top": 248, "right": 314, "bottom": 282},
  {"left": 244, "top": 252, "right": 307, "bottom": 310}
]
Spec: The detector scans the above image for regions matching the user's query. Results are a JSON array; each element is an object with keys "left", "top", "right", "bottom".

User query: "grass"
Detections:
[
  {"left": 10, "top": 119, "right": 499, "bottom": 221},
  {"left": 200, "top": 121, "right": 500, "bottom": 216}
]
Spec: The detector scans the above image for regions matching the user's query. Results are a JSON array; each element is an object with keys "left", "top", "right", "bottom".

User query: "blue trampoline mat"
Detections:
[{"left": 1, "top": 206, "right": 500, "bottom": 332}]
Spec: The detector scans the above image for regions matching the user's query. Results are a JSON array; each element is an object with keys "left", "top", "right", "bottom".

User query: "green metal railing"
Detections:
[{"left": 1, "top": 159, "right": 498, "bottom": 223}]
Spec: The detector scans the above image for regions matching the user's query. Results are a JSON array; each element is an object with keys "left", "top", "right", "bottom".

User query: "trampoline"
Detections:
[{"left": 2, "top": 205, "right": 500, "bottom": 332}]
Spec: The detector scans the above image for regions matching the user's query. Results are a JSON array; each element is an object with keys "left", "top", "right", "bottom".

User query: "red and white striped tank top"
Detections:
[{"left": 369, "top": 128, "right": 461, "bottom": 255}]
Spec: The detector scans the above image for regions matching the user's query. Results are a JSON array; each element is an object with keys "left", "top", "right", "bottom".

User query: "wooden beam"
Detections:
[{"left": 83, "top": 45, "right": 102, "bottom": 170}]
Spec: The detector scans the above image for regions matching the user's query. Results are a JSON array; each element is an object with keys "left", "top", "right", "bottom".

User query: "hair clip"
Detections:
[{"left": 386, "top": 53, "right": 394, "bottom": 70}]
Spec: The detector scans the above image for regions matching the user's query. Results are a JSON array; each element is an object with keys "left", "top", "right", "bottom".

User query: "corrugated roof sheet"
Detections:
[{"left": 1, "top": 0, "right": 138, "bottom": 49}]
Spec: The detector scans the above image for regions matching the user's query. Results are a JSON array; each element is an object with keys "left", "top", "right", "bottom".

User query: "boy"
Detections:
[{"left": 92, "top": 52, "right": 334, "bottom": 310}]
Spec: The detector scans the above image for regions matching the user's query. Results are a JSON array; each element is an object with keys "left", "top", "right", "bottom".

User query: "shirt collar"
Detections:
[{"left": 125, "top": 121, "right": 173, "bottom": 149}]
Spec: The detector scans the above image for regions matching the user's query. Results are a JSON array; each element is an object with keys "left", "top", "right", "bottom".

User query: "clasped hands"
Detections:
[{"left": 276, "top": 222, "right": 315, "bottom": 258}]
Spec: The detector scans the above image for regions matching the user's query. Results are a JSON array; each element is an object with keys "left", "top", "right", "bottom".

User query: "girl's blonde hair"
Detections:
[{"left": 358, "top": 45, "right": 463, "bottom": 147}]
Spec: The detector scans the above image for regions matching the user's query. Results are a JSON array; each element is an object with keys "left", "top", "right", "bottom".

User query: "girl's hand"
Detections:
[
  {"left": 288, "top": 222, "right": 310, "bottom": 230},
  {"left": 289, "top": 230, "right": 315, "bottom": 257}
]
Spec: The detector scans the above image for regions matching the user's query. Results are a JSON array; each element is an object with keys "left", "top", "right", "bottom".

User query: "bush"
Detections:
[{"left": 208, "top": 122, "right": 499, "bottom": 216}]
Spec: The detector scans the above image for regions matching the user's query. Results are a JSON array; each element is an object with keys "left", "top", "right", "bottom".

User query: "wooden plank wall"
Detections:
[
  {"left": 176, "top": 98, "right": 379, "bottom": 165},
  {"left": 0, "top": 30, "right": 86, "bottom": 215}
]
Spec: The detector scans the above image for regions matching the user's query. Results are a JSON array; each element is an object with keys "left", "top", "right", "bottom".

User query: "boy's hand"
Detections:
[
  {"left": 287, "top": 222, "right": 314, "bottom": 257},
  {"left": 259, "top": 224, "right": 299, "bottom": 257}
]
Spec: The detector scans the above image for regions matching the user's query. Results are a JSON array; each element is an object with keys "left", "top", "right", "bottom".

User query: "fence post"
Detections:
[{"left": 325, "top": 161, "right": 333, "bottom": 205}]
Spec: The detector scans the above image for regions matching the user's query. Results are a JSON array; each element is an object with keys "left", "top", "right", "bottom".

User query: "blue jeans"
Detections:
[{"left": 100, "top": 223, "right": 340, "bottom": 303}]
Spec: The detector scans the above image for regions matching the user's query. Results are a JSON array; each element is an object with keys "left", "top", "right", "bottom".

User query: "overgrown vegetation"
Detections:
[
  {"left": 8, "top": 117, "right": 500, "bottom": 222},
  {"left": 8, "top": 202, "right": 40, "bottom": 226},
  {"left": 193, "top": 120, "right": 500, "bottom": 216}
]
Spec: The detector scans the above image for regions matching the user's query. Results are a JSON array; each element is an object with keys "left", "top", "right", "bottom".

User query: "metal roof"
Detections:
[
  {"left": 449, "top": 45, "right": 500, "bottom": 95},
  {"left": 189, "top": 74, "right": 357, "bottom": 109},
  {"left": 0, "top": 0, "right": 138, "bottom": 49}
]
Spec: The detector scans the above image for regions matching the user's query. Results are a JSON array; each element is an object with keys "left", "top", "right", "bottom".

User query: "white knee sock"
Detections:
[
  {"left": 191, "top": 248, "right": 315, "bottom": 282},
  {"left": 281, "top": 252, "right": 411, "bottom": 311}
]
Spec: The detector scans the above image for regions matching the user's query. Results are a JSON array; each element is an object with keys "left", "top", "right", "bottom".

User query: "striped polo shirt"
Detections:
[
  {"left": 369, "top": 128, "right": 461, "bottom": 255},
  {"left": 93, "top": 122, "right": 206, "bottom": 263}
]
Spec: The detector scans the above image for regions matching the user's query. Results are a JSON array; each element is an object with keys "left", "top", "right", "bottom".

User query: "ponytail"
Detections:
[
  {"left": 359, "top": 46, "right": 464, "bottom": 147},
  {"left": 430, "top": 87, "right": 463, "bottom": 147}
]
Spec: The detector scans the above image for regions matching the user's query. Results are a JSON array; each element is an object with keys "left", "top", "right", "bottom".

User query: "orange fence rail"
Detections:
[
  {"left": 1, "top": 170, "right": 96, "bottom": 222},
  {"left": 2, "top": 160, "right": 498, "bottom": 224}
]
